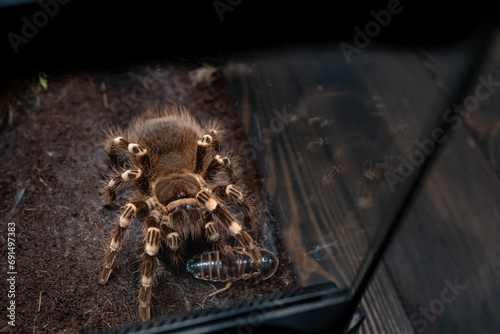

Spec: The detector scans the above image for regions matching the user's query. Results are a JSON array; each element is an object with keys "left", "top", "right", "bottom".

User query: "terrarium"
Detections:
[{"left": 0, "top": 1, "right": 492, "bottom": 333}]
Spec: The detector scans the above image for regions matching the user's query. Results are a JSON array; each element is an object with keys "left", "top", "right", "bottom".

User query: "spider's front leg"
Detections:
[
  {"left": 104, "top": 134, "right": 151, "bottom": 181},
  {"left": 196, "top": 190, "right": 261, "bottom": 265},
  {"left": 101, "top": 168, "right": 149, "bottom": 206},
  {"left": 105, "top": 136, "right": 149, "bottom": 161},
  {"left": 99, "top": 199, "right": 152, "bottom": 284}
]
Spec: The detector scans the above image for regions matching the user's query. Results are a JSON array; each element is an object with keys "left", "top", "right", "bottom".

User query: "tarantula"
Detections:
[{"left": 98, "top": 106, "right": 261, "bottom": 321}]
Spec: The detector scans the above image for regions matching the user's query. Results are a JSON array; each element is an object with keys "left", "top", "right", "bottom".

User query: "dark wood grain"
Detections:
[
  {"left": 222, "top": 42, "right": 477, "bottom": 333},
  {"left": 384, "top": 124, "right": 500, "bottom": 334},
  {"left": 222, "top": 30, "right": 500, "bottom": 334},
  {"left": 358, "top": 263, "right": 414, "bottom": 334},
  {"left": 383, "top": 32, "right": 500, "bottom": 334}
]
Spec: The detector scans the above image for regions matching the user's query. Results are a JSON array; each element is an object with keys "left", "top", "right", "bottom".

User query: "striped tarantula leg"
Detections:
[
  {"left": 225, "top": 185, "right": 249, "bottom": 210},
  {"left": 234, "top": 230, "right": 261, "bottom": 265},
  {"left": 215, "top": 211, "right": 260, "bottom": 265},
  {"left": 204, "top": 220, "right": 219, "bottom": 242},
  {"left": 196, "top": 190, "right": 260, "bottom": 265},
  {"left": 159, "top": 217, "right": 184, "bottom": 267},
  {"left": 99, "top": 200, "right": 151, "bottom": 285},
  {"left": 202, "top": 214, "right": 233, "bottom": 260},
  {"left": 127, "top": 142, "right": 151, "bottom": 171},
  {"left": 101, "top": 168, "right": 149, "bottom": 206},
  {"left": 138, "top": 210, "right": 162, "bottom": 321},
  {"left": 194, "top": 134, "right": 213, "bottom": 174},
  {"left": 214, "top": 213, "right": 259, "bottom": 264},
  {"left": 208, "top": 129, "right": 220, "bottom": 152},
  {"left": 106, "top": 136, "right": 150, "bottom": 170},
  {"left": 203, "top": 155, "right": 231, "bottom": 181},
  {"left": 196, "top": 190, "right": 218, "bottom": 211},
  {"left": 225, "top": 184, "right": 252, "bottom": 223},
  {"left": 107, "top": 136, "right": 147, "bottom": 157},
  {"left": 105, "top": 136, "right": 130, "bottom": 156}
]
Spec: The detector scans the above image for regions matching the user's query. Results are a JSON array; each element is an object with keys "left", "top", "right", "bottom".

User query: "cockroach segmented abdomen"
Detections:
[{"left": 186, "top": 248, "right": 279, "bottom": 284}]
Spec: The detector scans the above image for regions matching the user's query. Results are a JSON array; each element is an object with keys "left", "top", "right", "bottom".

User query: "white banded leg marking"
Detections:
[
  {"left": 145, "top": 227, "right": 160, "bottom": 256},
  {"left": 120, "top": 203, "right": 137, "bottom": 227},
  {"left": 205, "top": 198, "right": 217, "bottom": 211},
  {"left": 197, "top": 134, "right": 212, "bottom": 146},
  {"left": 121, "top": 169, "right": 142, "bottom": 181},
  {"left": 146, "top": 197, "right": 156, "bottom": 210},
  {"left": 215, "top": 155, "right": 230, "bottom": 166},
  {"left": 226, "top": 184, "right": 243, "bottom": 201},
  {"left": 128, "top": 143, "right": 148, "bottom": 157},
  {"left": 196, "top": 190, "right": 218, "bottom": 211},
  {"left": 109, "top": 238, "right": 120, "bottom": 251},
  {"left": 141, "top": 275, "right": 152, "bottom": 288},
  {"left": 229, "top": 221, "right": 242, "bottom": 235},
  {"left": 113, "top": 136, "right": 127, "bottom": 145},
  {"left": 205, "top": 222, "right": 219, "bottom": 241},
  {"left": 166, "top": 232, "right": 180, "bottom": 251}
]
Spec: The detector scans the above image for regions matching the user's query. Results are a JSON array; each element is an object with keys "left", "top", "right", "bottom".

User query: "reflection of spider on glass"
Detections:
[{"left": 97, "top": 106, "right": 262, "bottom": 320}]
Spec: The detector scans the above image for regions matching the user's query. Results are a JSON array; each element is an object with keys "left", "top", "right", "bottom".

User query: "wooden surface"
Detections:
[
  {"left": 380, "top": 30, "right": 500, "bottom": 334},
  {"left": 223, "top": 43, "right": 459, "bottom": 332},
  {"left": 1, "top": 26, "right": 499, "bottom": 333},
  {"left": 358, "top": 263, "right": 414, "bottom": 334},
  {"left": 224, "top": 28, "right": 500, "bottom": 334}
]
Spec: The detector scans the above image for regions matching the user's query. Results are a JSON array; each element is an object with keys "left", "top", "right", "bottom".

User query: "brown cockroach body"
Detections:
[{"left": 187, "top": 248, "right": 279, "bottom": 293}]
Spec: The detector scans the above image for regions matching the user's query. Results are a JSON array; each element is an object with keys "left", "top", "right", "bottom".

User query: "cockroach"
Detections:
[{"left": 186, "top": 248, "right": 279, "bottom": 298}]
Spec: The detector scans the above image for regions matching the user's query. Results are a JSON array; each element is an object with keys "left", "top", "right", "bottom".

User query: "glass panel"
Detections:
[{"left": 223, "top": 42, "right": 473, "bottom": 295}]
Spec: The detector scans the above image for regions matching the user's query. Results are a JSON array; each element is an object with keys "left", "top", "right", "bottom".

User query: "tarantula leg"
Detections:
[
  {"left": 234, "top": 231, "right": 261, "bottom": 265},
  {"left": 194, "top": 134, "right": 213, "bottom": 174},
  {"left": 101, "top": 168, "right": 148, "bottom": 206},
  {"left": 196, "top": 190, "right": 260, "bottom": 265},
  {"left": 203, "top": 155, "right": 231, "bottom": 181},
  {"left": 106, "top": 137, "right": 147, "bottom": 160},
  {"left": 202, "top": 217, "right": 233, "bottom": 261},
  {"left": 106, "top": 136, "right": 151, "bottom": 170},
  {"left": 138, "top": 210, "right": 162, "bottom": 321},
  {"left": 224, "top": 184, "right": 243, "bottom": 201},
  {"left": 159, "top": 210, "right": 186, "bottom": 266},
  {"left": 208, "top": 129, "right": 220, "bottom": 152},
  {"left": 204, "top": 221, "right": 219, "bottom": 242},
  {"left": 99, "top": 200, "right": 152, "bottom": 284},
  {"left": 196, "top": 190, "right": 218, "bottom": 211},
  {"left": 224, "top": 184, "right": 250, "bottom": 210},
  {"left": 225, "top": 184, "right": 252, "bottom": 224}
]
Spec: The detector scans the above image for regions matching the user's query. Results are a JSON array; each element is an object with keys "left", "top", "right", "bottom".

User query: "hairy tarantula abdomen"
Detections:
[{"left": 98, "top": 106, "right": 261, "bottom": 321}]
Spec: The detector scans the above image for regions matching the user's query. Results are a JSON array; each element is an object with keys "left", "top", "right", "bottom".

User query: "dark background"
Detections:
[
  {"left": 2, "top": 1, "right": 500, "bottom": 333},
  {"left": 0, "top": 0, "right": 497, "bottom": 80}
]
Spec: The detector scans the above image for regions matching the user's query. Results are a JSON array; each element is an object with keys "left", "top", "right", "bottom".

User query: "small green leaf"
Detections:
[{"left": 38, "top": 71, "right": 48, "bottom": 90}]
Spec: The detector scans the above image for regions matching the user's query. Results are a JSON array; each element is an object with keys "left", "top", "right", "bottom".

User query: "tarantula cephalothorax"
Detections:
[{"left": 98, "top": 107, "right": 261, "bottom": 321}]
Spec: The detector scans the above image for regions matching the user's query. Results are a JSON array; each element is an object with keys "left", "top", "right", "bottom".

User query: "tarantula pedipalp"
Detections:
[{"left": 97, "top": 107, "right": 261, "bottom": 321}]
